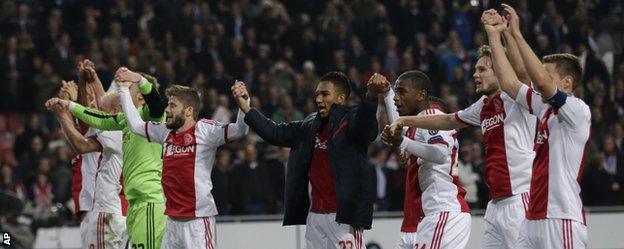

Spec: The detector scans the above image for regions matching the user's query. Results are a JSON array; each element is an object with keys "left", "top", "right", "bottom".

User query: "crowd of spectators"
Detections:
[{"left": 0, "top": 0, "right": 623, "bottom": 232}]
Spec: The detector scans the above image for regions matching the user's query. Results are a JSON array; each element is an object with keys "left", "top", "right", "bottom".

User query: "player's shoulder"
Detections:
[
  {"left": 198, "top": 119, "right": 219, "bottom": 126},
  {"left": 197, "top": 119, "right": 226, "bottom": 133},
  {"left": 565, "top": 96, "right": 591, "bottom": 117},
  {"left": 462, "top": 96, "right": 486, "bottom": 111}
]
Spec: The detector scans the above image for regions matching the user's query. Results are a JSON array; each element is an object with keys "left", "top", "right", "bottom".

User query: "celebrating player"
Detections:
[
  {"left": 234, "top": 71, "right": 385, "bottom": 249},
  {"left": 488, "top": 4, "right": 590, "bottom": 248},
  {"left": 117, "top": 80, "right": 249, "bottom": 248},
  {"left": 378, "top": 71, "right": 471, "bottom": 249},
  {"left": 48, "top": 69, "right": 167, "bottom": 249},
  {"left": 388, "top": 41, "right": 537, "bottom": 249},
  {"left": 47, "top": 87, "right": 128, "bottom": 248}
]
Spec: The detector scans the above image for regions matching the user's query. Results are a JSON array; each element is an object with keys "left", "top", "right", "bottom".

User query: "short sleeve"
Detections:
[
  {"left": 515, "top": 84, "right": 548, "bottom": 116},
  {"left": 455, "top": 99, "right": 483, "bottom": 126},
  {"left": 417, "top": 128, "right": 455, "bottom": 149},
  {"left": 197, "top": 119, "right": 230, "bottom": 147},
  {"left": 556, "top": 97, "right": 591, "bottom": 131},
  {"left": 145, "top": 121, "right": 170, "bottom": 144},
  {"left": 95, "top": 131, "right": 123, "bottom": 154}
]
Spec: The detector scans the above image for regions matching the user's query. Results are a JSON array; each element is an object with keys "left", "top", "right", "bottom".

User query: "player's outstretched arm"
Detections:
[
  {"left": 55, "top": 94, "right": 124, "bottom": 131},
  {"left": 347, "top": 73, "right": 388, "bottom": 143},
  {"left": 391, "top": 114, "right": 466, "bottom": 134},
  {"left": 380, "top": 125, "right": 446, "bottom": 164},
  {"left": 503, "top": 4, "right": 557, "bottom": 98},
  {"left": 483, "top": 10, "right": 523, "bottom": 99},
  {"left": 225, "top": 81, "right": 250, "bottom": 141},
  {"left": 115, "top": 68, "right": 166, "bottom": 120},
  {"left": 79, "top": 59, "right": 106, "bottom": 108},
  {"left": 117, "top": 81, "right": 149, "bottom": 138},
  {"left": 237, "top": 85, "right": 304, "bottom": 148},
  {"left": 500, "top": 7, "right": 530, "bottom": 85},
  {"left": 46, "top": 99, "right": 101, "bottom": 153}
]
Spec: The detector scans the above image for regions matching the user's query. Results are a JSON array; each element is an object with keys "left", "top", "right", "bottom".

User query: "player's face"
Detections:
[
  {"left": 393, "top": 80, "right": 424, "bottom": 116},
  {"left": 544, "top": 63, "right": 572, "bottom": 92},
  {"left": 315, "top": 81, "right": 346, "bottom": 118},
  {"left": 473, "top": 56, "right": 500, "bottom": 96},
  {"left": 164, "top": 97, "right": 187, "bottom": 130}
]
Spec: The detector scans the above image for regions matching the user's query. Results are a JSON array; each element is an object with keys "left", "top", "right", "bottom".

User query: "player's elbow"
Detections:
[{"left": 75, "top": 143, "right": 95, "bottom": 154}]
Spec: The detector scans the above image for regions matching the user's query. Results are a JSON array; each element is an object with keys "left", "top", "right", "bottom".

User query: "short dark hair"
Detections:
[
  {"left": 397, "top": 70, "right": 432, "bottom": 94},
  {"left": 319, "top": 71, "right": 351, "bottom": 99},
  {"left": 428, "top": 96, "right": 450, "bottom": 113},
  {"left": 542, "top": 53, "right": 582, "bottom": 89},
  {"left": 165, "top": 84, "right": 201, "bottom": 120}
]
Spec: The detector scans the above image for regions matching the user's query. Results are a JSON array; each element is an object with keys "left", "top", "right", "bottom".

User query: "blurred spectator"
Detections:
[
  {"left": 271, "top": 96, "right": 304, "bottom": 123},
  {"left": 211, "top": 95, "right": 233, "bottom": 123},
  {"left": 370, "top": 147, "right": 390, "bottom": 211},
  {"left": 231, "top": 144, "right": 277, "bottom": 215},
  {"left": 458, "top": 144, "right": 480, "bottom": 209},
  {"left": 212, "top": 149, "right": 234, "bottom": 215}
]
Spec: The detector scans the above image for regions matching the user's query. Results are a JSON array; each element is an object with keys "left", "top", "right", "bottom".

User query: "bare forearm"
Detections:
[
  {"left": 513, "top": 32, "right": 557, "bottom": 97},
  {"left": 397, "top": 114, "right": 464, "bottom": 131},
  {"left": 503, "top": 31, "right": 529, "bottom": 84},
  {"left": 489, "top": 32, "right": 522, "bottom": 98},
  {"left": 92, "top": 77, "right": 106, "bottom": 108},
  {"left": 58, "top": 113, "right": 96, "bottom": 153}
]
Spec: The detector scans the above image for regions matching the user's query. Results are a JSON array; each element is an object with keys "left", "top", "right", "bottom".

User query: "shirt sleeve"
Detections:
[
  {"left": 70, "top": 103, "right": 124, "bottom": 131},
  {"left": 196, "top": 120, "right": 232, "bottom": 148},
  {"left": 455, "top": 100, "right": 483, "bottom": 126},
  {"left": 515, "top": 84, "right": 549, "bottom": 116},
  {"left": 400, "top": 128, "right": 454, "bottom": 164},
  {"left": 553, "top": 95, "right": 591, "bottom": 131},
  {"left": 144, "top": 121, "right": 170, "bottom": 144},
  {"left": 94, "top": 131, "right": 123, "bottom": 154},
  {"left": 417, "top": 127, "right": 455, "bottom": 149}
]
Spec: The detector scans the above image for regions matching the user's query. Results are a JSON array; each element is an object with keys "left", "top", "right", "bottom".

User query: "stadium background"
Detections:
[{"left": 0, "top": 0, "right": 623, "bottom": 248}]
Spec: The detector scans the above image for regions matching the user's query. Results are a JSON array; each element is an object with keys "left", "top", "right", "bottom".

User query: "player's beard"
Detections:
[{"left": 166, "top": 114, "right": 185, "bottom": 130}]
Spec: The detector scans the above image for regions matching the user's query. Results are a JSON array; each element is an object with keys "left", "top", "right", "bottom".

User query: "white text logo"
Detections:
[
  {"left": 481, "top": 113, "right": 504, "bottom": 132},
  {"left": 165, "top": 144, "right": 196, "bottom": 157}
]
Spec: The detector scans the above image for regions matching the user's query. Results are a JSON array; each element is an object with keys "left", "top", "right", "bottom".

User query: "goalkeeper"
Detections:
[{"left": 50, "top": 68, "right": 167, "bottom": 249}]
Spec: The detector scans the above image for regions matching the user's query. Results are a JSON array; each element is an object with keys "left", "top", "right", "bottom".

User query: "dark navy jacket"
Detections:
[{"left": 244, "top": 100, "right": 378, "bottom": 229}]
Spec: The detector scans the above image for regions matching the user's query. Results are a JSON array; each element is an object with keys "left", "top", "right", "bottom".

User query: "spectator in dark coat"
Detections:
[{"left": 231, "top": 144, "right": 277, "bottom": 215}]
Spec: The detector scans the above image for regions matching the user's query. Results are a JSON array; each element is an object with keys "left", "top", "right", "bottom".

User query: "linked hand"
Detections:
[
  {"left": 231, "top": 80, "right": 250, "bottom": 113},
  {"left": 115, "top": 67, "right": 142, "bottom": 83}
]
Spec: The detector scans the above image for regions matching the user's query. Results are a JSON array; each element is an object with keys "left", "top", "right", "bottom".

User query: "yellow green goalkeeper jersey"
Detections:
[{"left": 70, "top": 84, "right": 164, "bottom": 203}]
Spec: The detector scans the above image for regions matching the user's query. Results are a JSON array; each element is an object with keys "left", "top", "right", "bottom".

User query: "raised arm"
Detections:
[
  {"left": 80, "top": 59, "right": 106, "bottom": 108},
  {"left": 115, "top": 68, "right": 166, "bottom": 119},
  {"left": 225, "top": 81, "right": 251, "bottom": 140},
  {"left": 234, "top": 81, "right": 303, "bottom": 147},
  {"left": 482, "top": 10, "right": 523, "bottom": 99},
  {"left": 502, "top": 31, "right": 530, "bottom": 85},
  {"left": 117, "top": 82, "right": 148, "bottom": 138},
  {"left": 41, "top": 96, "right": 125, "bottom": 131},
  {"left": 348, "top": 73, "right": 389, "bottom": 142},
  {"left": 504, "top": 4, "right": 557, "bottom": 97},
  {"left": 46, "top": 100, "right": 101, "bottom": 154},
  {"left": 497, "top": 7, "right": 530, "bottom": 86}
]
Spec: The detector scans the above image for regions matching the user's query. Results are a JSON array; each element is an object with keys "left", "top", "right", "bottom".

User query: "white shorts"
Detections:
[
  {"left": 483, "top": 193, "right": 529, "bottom": 249},
  {"left": 80, "top": 211, "right": 128, "bottom": 249},
  {"left": 414, "top": 211, "right": 470, "bottom": 249},
  {"left": 305, "top": 212, "right": 366, "bottom": 249},
  {"left": 162, "top": 216, "right": 216, "bottom": 249},
  {"left": 518, "top": 218, "right": 587, "bottom": 249},
  {"left": 395, "top": 232, "right": 417, "bottom": 249}
]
